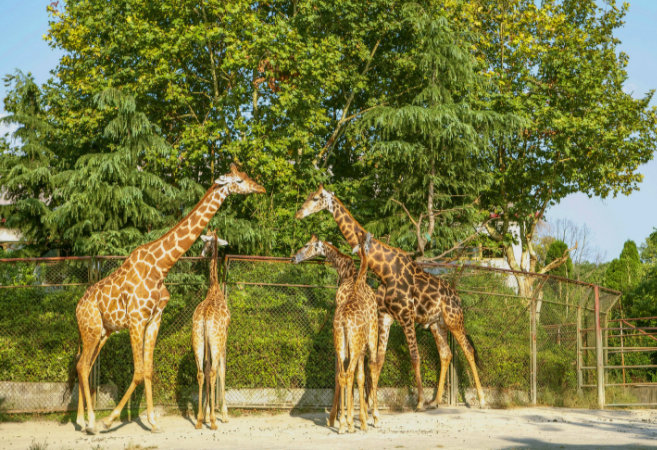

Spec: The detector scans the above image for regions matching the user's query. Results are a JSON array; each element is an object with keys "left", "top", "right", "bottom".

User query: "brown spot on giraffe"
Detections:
[
  {"left": 192, "top": 230, "right": 230, "bottom": 430},
  {"left": 296, "top": 185, "right": 486, "bottom": 410},
  {"left": 73, "top": 164, "right": 265, "bottom": 435}
]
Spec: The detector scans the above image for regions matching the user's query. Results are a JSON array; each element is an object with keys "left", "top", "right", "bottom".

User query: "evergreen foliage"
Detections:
[
  {"left": 360, "top": 5, "right": 520, "bottom": 257},
  {"left": 544, "top": 240, "right": 573, "bottom": 279},
  {"left": 605, "top": 240, "right": 641, "bottom": 294}
]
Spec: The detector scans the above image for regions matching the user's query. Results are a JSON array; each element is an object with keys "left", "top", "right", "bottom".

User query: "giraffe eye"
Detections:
[
  {"left": 313, "top": 197, "right": 319, "bottom": 201},
  {"left": 236, "top": 179, "right": 244, "bottom": 184}
]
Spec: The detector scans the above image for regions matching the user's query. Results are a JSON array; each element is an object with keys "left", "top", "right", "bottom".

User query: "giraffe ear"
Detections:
[
  {"left": 216, "top": 237, "right": 229, "bottom": 246},
  {"left": 200, "top": 235, "right": 212, "bottom": 243},
  {"left": 352, "top": 244, "right": 360, "bottom": 254},
  {"left": 230, "top": 163, "right": 239, "bottom": 173}
]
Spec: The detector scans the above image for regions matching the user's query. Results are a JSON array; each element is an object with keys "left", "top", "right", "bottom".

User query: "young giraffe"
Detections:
[
  {"left": 291, "top": 235, "right": 360, "bottom": 427},
  {"left": 73, "top": 164, "right": 265, "bottom": 434},
  {"left": 333, "top": 231, "right": 380, "bottom": 433},
  {"left": 295, "top": 185, "right": 486, "bottom": 410},
  {"left": 192, "top": 230, "right": 230, "bottom": 430}
]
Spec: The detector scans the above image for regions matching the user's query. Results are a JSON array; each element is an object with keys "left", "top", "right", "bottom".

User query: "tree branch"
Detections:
[
  {"left": 538, "top": 242, "right": 578, "bottom": 275},
  {"left": 314, "top": 39, "right": 381, "bottom": 165},
  {"left": 417, "top": 218, "right": 494, "bottom": 263}
]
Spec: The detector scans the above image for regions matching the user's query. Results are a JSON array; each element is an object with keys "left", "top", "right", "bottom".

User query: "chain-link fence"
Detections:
[{"left": 0, "top": 255, "right": 625, "bottom": 414}]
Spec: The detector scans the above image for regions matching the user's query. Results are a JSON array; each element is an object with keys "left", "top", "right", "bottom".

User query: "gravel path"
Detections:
[{"left": 3, "top": 406, "right": 657, "bottom": 450}]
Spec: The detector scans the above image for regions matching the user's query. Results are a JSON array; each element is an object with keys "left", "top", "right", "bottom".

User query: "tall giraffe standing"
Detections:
[
  {"left": 295, "top": 185, "right": 486, "bottom": 410},
  {"left": 333, "top": 231, "right": 380, "bottom": 433},
  {"left": 192, "top": 230, "right": 230, "bottom": 430},
  {"left": 73, "top": 164, "right": 265, "bottom": 434},
  {"left": 292, "top": 234, "right": 359, "bottom": 427}
]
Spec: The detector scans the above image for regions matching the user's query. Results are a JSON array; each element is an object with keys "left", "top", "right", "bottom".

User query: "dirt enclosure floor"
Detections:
[{"left": 3, "top": 406, "right": 657, "bottom": 450}]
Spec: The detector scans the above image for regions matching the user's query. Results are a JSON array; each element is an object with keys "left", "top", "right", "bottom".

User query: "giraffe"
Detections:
[
  {"left": 73, "top": 164, "right": 265, "bottom": 435},
  {"left": 295, "top": 185, "right": 486, "bottom": 410},
  {"left": 333, "top": 231, "right": 380, "bottom": 433},
  {"left": 192, "top": 230, "right": 230, "bottom": 430},
  {"left": 291, "top": 234, "right": 359, "bottom": 427}
]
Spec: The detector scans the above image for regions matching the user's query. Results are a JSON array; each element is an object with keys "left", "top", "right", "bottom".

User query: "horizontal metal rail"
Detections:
[
  {"left": 582, "top": 383, "right": 657, "bottom": 388},
  {"left": 580, "top": 327, "right": 657, "bottom": 332},
  {"left": 581, "top": 365, "right": 657, "bottom": 370},
  {"left": 229, "top": 281, "right": 339, "bottom": 289},
  {"left": 608, "top": 316, "right": 657, "bottom": 323},
  {"left": 581, "top": 346, "right": 657, "bottom": 351}
]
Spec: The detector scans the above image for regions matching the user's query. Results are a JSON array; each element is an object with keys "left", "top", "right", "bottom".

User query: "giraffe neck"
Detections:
[
  {"left": 355, "top": 241, "right": 369, "bottom": 290},
  {"left": 209, "top": 238, "right": 219, "bottom": 287},
  {"left": 323, "top": 242, "right": 356, "bottom": 282},
  {"left": 331, "top": 197, "right": 400, "bottom": 283},
  {"left": 146, "top": 185, "right": 228, "bottom": 272}
]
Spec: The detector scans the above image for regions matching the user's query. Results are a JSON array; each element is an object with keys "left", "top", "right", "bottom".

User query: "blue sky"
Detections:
[{"left": 0, "top": 1, "right": 656, "bottom": 261}]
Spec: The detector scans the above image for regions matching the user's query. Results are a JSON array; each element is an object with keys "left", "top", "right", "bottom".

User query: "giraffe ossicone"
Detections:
[{"left": 72, "top": 164, "right": 264, "bottom": 435}]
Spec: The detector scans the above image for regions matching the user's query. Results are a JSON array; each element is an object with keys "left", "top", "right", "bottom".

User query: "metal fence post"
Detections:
[
  {"left": 531, "top": 294, "right": 537, "bottom": 405},
  {"left": 576, "top": 305, "right": 583, "bottom": 395},
  {"left": 594, "top": 285, "right": 605, "bottom": 408}
]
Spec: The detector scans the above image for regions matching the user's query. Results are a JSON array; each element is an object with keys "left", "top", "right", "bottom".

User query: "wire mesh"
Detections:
[{"left": 0, "top": 255, "right": 626, "bottom": 413}]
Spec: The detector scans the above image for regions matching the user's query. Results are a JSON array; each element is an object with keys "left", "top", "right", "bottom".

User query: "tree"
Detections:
[
  {"left": 544, "top": 240, "right": 573, "bottom": 279},
  {"left": 358, "top": 4, "right": 519, "bottom": 259},
  {"left": 474, "top": 0, "right": 657, "bottom": 296},
  {"left": 639, "top": 229, "right": 657, "bottom": 267},
  {"left": 605, "top": 240, "right": 641, "bottom": 295},
  {"left": 0, "top": 71, "right": 57, "bottom": 248}
]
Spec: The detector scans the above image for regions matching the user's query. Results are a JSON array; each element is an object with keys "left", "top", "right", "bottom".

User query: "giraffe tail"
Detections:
[
  {"left": 466, "top": 334, "right": 482, "bottom": 370},
  {"left": 65, "top": 343, "right": 81, "bottom": 400}
]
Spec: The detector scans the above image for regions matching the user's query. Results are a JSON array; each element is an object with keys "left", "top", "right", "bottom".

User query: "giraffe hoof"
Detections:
[
  {"left": 151, "top": 427, "right": 164, "bottom": 434},
  {"left": 415, "top": 404, "right": 426, "bottom": 412},
  {"left": 195, "top": 422, "right": 203, "bottom": 430},
  {"left": 211, "top": 423, "right": 218, "bottom": 430},
  {"left": 99, "top": 419, "right": 111, "bottom": 431},
  {"left": 427, "top": 401, "right": 439, "bottom": 409},
  {"left": 85, "top": 426, "right": 98, "bottom": 435}
]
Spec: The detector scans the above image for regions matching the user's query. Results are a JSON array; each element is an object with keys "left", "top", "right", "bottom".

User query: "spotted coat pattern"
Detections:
[
  {"left": 295, "top": 185, "right": 486, "bottom": 410},
  {"left": 331, "top": 231, "right": 380, "bottom": 433},
  {"left": 191, "top": 231, "right": 230, "bottom": 430},
  {"left": 73, "top": 164, "right": 265, "bottom": 435}
]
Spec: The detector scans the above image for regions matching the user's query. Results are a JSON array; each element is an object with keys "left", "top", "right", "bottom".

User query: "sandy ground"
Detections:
[{"left": 3, "top": 406, "right": 657, "bottom": 450}]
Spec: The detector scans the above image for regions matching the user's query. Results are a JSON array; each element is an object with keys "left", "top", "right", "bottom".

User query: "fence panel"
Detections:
[{"left": 0, "top": 254, "right": 626, "bottom": 413}]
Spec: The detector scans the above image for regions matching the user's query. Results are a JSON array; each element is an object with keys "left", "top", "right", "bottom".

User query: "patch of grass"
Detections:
[{"left": 28, "top": 440, "right": 48, "bottom": 450}]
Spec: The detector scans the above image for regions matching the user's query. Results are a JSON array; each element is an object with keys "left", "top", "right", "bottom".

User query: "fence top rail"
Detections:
[
  {"left": 0, "top": 253, "right": 619, "bottom": 298},
  {"left": 608, "top": 316, "right": 657, "bottom": 323},
  {"left": 418, "top": 261, "right": 621, "bottom": 295}
]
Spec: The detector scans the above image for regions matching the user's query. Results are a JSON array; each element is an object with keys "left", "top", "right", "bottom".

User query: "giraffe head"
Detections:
[
  {"left": 294, "top": 184, "right": 335, "bottom": 219},
  {"left": 200, "top": 231, "right": 229, "bottom": 257},
  {"left": 351, "top": 230, "right": 372, "bottom": 256},
  {"left": 215, "top": 163, "right": 266, "bottom": 195},
  {"left": 291, "top": 234, "right": 328, "bottom": 264}
]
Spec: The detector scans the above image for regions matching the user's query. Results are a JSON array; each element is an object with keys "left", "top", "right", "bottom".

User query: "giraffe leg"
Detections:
[
  {"left": 356, "top": 354, "right": 368, "bottom": 431},
  {"left": 77, "top": 332, "right": 102, "bottom": 435},
  {"left": 329, "top": 356, "right": 340, "bottom": 428},
  {"left": 192, "top": 318, "right": 205, "bottom": 429},
  {"left": 204, "top": 354, "right": 211, "bottom": 423},
  {"left": 208, "top": 339, "right": 220, "bottom": 430},
  {"left": 450, "top": 323, "right": 486, "bottom": 408},
  {"left": 142, "top": 306, "right": 166, "bottom": 433},
  {"left": 367, "top": 319, "right": 381, "bottom": 428},
  {"left": 77, "top": 333, "right": 110, "bottom": 430},
  {"left": 346, "top": 367, "right": 356, "bottom": 433},
  {"left": 374, "top": 309, "right": 394, "bottom": 383},
  {"left": 399, "top": 313, "right": 426, "bottom": 411},
  {"left": 338, "top": 369, "right": 347, "bottom": 435},
  {"left": 427, "top": 322, "right": 452, "bottom": 408},
  {"left": 101, "top": 320, "right": 147, "bottom": 431},
  {"left": 219, "top": 348, "right": 228, "bottom": 423}
]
